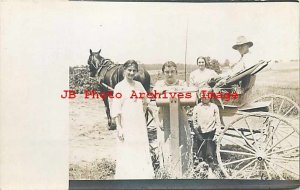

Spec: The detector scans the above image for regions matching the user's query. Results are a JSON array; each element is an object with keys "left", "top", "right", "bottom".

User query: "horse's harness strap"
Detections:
[
  {"left": 109, "top": 65, "right": 121, "bottom": 87},
  {"left": 97, "top": 61, "right": 115, "bottom": 82},
  {"left": 98, "top": 64, "right": 120, "bottom": 89}
]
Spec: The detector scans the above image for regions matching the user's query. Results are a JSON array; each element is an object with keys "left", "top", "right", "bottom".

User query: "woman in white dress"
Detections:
[
  {"left": 189, "top": 56, "right": 218, "bottom": 88},
  {"left": 111, "top": 60, "right": 154, "bottom": 179}
]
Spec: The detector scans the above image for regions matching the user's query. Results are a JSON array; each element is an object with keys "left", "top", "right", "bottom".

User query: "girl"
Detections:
[{"left": 111, "top": 60, "right": 154, "bottom": 179}]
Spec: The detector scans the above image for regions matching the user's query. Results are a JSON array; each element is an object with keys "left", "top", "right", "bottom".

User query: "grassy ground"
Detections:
[
  {"left": 69, "top": 158, "right": 115, "bottom": 180},
  {"left": 251, "top": 86, "right": 299, "bottom": 105}
]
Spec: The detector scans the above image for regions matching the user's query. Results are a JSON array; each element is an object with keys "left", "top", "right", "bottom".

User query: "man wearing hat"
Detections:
[{"left": 230, "top": 36, "right": 256, "bottom": 73}]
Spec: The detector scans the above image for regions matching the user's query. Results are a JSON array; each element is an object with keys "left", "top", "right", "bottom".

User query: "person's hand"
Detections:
[
  {"left": 213, "top": 135, "right": 218, "bottom": 142},
  {"left": 117, "top": 127, "right": 124, "bottom": 141},
  {"left": 143, "top": 103, "right": 148, "bottom": 113},
  {"left": 215, "top": 79, "right": 226, "bottom": 87},
  {"left": 213, "top": 130, "right": 221, "bottom": 142},
  {"left": 158, "top": 121, "right": 164, "bottom": 131}
]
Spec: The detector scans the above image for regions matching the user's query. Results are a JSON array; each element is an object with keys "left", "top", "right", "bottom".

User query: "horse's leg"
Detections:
[
  {"left": 101, "top": 66, "right": 120, "bottom": 130},
  {"left": 103, "top": 96, "right": 115, "bottom": 130}
]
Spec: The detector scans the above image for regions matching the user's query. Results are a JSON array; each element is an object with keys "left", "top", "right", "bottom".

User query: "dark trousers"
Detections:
[{"left": 193, "top": 129, "right": 216, "bottom": 163}]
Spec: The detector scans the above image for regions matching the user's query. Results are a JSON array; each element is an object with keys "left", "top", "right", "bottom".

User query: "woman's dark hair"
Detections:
[
  {"left": 123, "top": 60, "right": 138, "bottom": 71},
  {"left": 196, "top": 56, "right": 208, "bottom": 67},
  {"left": 162, "top": 61, "right": 177, "bottom": 73}
]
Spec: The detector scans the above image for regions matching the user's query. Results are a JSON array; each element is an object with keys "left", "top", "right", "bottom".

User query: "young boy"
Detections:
[{"left": 192, "top": 86, "right": 221, "bottom": 164}]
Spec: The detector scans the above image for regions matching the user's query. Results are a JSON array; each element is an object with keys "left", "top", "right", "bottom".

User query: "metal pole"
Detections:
[{"left": 184, "top": 21, "right": 189, "bottom": 81}]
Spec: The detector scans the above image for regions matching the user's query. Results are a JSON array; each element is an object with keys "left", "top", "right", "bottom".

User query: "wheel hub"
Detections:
[{"left": 255, "top": 149, "right": 266, "bottom": 161}]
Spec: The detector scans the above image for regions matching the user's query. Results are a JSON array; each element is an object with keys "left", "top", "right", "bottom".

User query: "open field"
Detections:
[{"left": 69, "top": 60, "right": 299, "bottom": 179}]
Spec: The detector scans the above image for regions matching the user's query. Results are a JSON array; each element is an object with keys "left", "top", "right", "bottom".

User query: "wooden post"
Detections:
[
  {"left": 169, "top": 97, "right": 182, "bottom": 178},
  {"left": 155, "top": 89, "right": 197, "bottom": 178}
]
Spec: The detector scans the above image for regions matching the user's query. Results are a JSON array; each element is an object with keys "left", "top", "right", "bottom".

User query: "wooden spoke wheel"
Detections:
[
  {"left": 252, "top": 94, "right": 299, "bottom": 120},
  {"left": 216, "top": 113, "right": 299, "bottom": 180}
]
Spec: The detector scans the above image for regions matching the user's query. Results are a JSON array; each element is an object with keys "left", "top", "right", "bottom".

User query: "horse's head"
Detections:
[{"left": 87, "top": 49, "right": 103, "bottom": 77}]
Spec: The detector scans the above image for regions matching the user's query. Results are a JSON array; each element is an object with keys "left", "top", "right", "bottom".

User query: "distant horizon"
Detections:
[{"left": 70, "top": 58, "right": 300, "bottom": 67}]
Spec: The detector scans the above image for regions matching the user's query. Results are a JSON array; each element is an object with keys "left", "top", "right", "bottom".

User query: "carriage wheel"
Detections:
[
  {"left": 216, "top": 112, "right": 299, "bottom": 179},
  {"left": 252, "top": 94, "right": 299, "bottom": 119}
]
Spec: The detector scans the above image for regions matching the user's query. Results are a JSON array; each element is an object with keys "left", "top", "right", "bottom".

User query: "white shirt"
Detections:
[
  {"left": 153, "top": 79, "right": 187, "bottom": 93},
  {"left": 189, "top": 69, "right": 218, "bottom": 88},
  {"left": 230, "top": 52, "right": 259, "bottom": 74},
  {"left": 192, "top": 102, "right": 221, "bottom": 133}
]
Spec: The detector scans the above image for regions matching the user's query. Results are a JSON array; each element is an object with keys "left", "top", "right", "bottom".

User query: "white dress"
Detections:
[{"left": 111, "top": 80, "right": 154, "bottom": 179}]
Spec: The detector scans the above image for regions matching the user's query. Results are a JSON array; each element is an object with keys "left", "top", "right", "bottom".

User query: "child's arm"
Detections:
[
  {"left": 192, "top": 106, "right": 203, "bottom": 140},
  {"left": 214, "top": 104, "right": 222, "bottom": 135}
]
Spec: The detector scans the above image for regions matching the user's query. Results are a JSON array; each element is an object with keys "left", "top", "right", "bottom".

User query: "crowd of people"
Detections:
[
  {"left": 110, "top": 36, "right": 259, "bottom": 179},
  {"left": 70, "top": 58, "right": 222, "bottom": 95},
  {"left": 72, "top": 36, "right": 258, "bottom": 179}
]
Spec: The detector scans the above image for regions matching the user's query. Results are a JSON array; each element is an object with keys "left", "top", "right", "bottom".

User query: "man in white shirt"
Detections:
[
  {"left": 222, "top": 36, "right": 262, "bottom": 97},
  {"left": 230, "top": 36, "right": 257, "bottom": 73}
]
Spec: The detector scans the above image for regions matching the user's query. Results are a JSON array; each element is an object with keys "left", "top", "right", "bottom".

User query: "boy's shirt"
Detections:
[{"left": 192, "top": 102, "right": 221, "bottom": 133}]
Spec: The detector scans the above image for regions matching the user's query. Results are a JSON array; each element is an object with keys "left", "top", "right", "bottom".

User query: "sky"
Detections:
[{"left": 1, "top": 2, "right": 299, "bottom": 66}]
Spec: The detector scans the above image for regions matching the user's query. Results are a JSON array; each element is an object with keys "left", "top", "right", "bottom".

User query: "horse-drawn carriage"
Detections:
[
  {"left": 87, "top": 49, "right": 299, "bottom": 179},
  {"left": 207, "top": 62, "right": 299, "bottom": 180}
]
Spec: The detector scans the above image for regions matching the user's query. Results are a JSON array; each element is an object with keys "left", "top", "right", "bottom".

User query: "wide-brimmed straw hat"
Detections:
[{"left": 232, "top": 36, "right": 253, "bottom": 50}]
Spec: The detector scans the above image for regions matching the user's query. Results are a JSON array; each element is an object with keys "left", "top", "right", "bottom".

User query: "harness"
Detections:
[
  {"left": 95, "top": 59, "right": 113, "bottom": 81},
  {"left": 89, "top": 54, "right": 124, "bottom": 90},
  {"left": 92, "top": 56, "right": 121, "bottom": 90}
]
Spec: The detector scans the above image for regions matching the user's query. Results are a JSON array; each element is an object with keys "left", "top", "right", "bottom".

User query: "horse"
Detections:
[{"left": 87, "top": 49, "right": 151, "bottom": 130}]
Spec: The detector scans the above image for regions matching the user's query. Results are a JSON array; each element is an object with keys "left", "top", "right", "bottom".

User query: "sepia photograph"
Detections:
[
  {"left": 0, "top": 1, "right": 299, "bottom": 190},
  {"left": 67, "top": 1, "right": 299, "bottom": 181}
]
